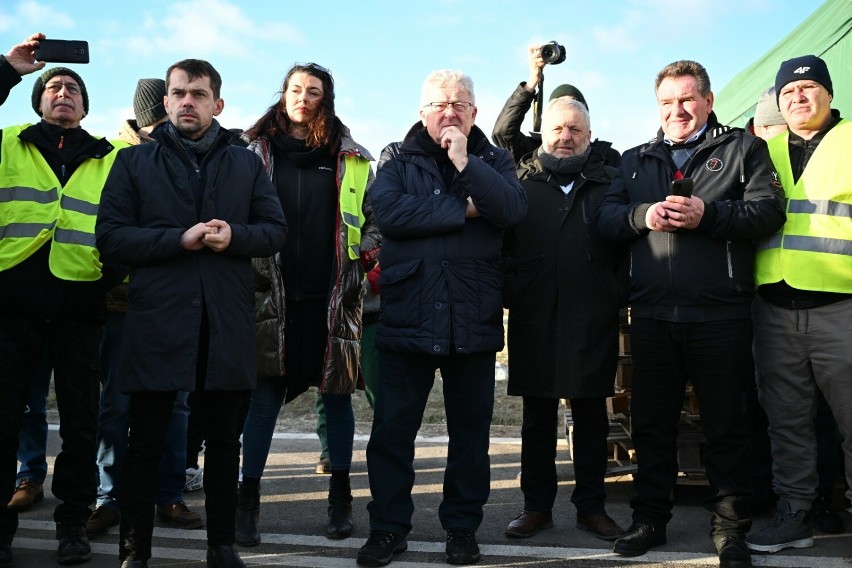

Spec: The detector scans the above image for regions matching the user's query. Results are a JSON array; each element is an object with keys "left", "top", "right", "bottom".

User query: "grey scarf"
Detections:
[
  {"left": 167, "top": 119, "right": 222, "bottom": 161},
  {"left": 537, "top": 145, "right": 591, "bottom": 176}
]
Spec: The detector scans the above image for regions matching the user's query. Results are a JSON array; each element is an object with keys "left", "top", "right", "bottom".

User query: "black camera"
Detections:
[{"left": 540, "top": 41, "right": 566, "bottom": 65}]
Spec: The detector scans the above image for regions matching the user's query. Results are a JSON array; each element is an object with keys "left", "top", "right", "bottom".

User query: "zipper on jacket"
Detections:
[{"left": 726, "top": 240, "right": 733, "bottom": 279}]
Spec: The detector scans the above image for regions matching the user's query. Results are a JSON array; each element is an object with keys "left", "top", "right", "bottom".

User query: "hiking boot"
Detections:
[
  {"left": 812, "top": 494, "right": 843, "bottom": 534},
  {"left": 746, "top": 501, "right": 813, "bottom": 553},
  {"left": 356, "top": 531, "right": 407, "bottom": 566},
  {"left": 184, "top": 467, "right": 204, "bottom": 492},
  {"left": 86, "top": 506, "right": 120, "bottom": 539},
  {"left": 56, "top": 520, "right": 91, "bottom": 565},
  {"left": 156, "top": 501, "right": 204, "bottom": 529},
  {"left": 446, "top": 528, "right": 480, "bottom": 565},
  {"left": 7, "top": 479, "right": 44, "bottom": 511},
  {"left": 714, "top": 534, "right": 752, "bottom": 568}
]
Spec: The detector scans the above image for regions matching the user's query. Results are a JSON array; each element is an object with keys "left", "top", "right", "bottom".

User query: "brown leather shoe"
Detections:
[
  {"left": 505, "top": 511, "right": 554, "bottom": 538},
  {"left": 86, "top": 506, "right": 120, "bottom": 539},
  {"left": 156, "top": 501, "right": 204, "bottom": 529},
  {"left": 576, "top": 512, "right": 626, "bottom": 541},
  {"left": 7, "top": 479, "right": 44, "bottom": 511}
]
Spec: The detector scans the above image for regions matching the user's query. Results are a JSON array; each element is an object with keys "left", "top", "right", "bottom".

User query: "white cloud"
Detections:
[{"left": 0, "top": 0, "right": 75, "bottom": 33}]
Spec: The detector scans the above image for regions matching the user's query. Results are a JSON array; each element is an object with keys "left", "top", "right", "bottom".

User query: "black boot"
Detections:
[
  {"left": 235, "top": 480, "right": 260, "bottom": 547},
  {"left": 326, "top": 471, "right": 353, "bottom": 539}
]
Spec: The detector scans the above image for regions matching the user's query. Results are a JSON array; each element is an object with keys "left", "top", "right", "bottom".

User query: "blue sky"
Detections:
[{"left": 0, "top": 0, "right": 826, "bottom": 159}]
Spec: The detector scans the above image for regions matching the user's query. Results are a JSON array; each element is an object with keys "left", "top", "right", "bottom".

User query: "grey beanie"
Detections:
[
  {"left": 133, "top": 78, "right": 167, "bottom": 127},
  {"left": 774, "top": 55, "right": 833, "bottom": 102},
  {"left": 753, "top": 87, "right": 785, "bottom": 127},
  {"left": 549, "top": 83, "right": 588, "bottom": 110},
  {"left": 31, "top": 67, "right": 89, "bottom": 117}
]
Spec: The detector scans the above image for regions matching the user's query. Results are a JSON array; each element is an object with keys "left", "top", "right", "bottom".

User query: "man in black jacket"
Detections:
[
  {"left": 502, "top": 97, "right": 626, "bottom": 542},
  {"left": 0, "top": 33, "right": 126, "bottom": 566},
  {"left": 357, "top": 69, "right": 527, "bottom": 567},
  {"left": 492, "top": 44, "right": 620, "bottom": 167},
  {"left": 96, "top": 59, "right": 287, "bottom": 568},
  {"left": 593, "top": 60, "right": 786, "bottom": 568}
]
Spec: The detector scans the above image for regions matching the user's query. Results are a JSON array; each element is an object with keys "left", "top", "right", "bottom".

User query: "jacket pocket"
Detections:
[
  {"left": 477, "top": 261, "right": 504, "bottom": 326},
  {"left": 379, "top": 258, "right": 422, "bottom": 329}
]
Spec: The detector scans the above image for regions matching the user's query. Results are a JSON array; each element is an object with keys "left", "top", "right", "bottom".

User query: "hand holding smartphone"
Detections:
[
  {"left": 34, "top": 39, "right": 89, "bottom": 64},
  {"left": 670, "top": 178, "right": 694, "bottom": 198}
]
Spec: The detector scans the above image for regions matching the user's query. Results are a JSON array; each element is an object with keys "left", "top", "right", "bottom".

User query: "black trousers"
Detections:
[
  {"left": 629, "top": 317, "right": 752, "bottom": 536},
  {"left": 519, "top": 396, "right": 610, "bottom": 517},
  {"left": 119, "top": 388, "right": 248, "bottom": 561},
  {"left": 0, "top": 314, "right": 100, "bottom": 540}
]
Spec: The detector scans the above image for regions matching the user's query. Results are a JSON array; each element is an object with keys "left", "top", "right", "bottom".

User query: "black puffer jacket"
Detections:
[
  {"left": 503, "top": 152, "right": 626, "bottom": 399},
  {"left": 592, "top": 113, "right": 786, "bottom": 322},
  {"left": 371, "top": 123, "right": 527, "bottom": 355}
]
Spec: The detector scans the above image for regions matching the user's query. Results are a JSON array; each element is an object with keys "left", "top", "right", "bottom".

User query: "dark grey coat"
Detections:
[
  {"left": 95, "top": 124, "right": 287, "bottom": 393},
  {"left": 503, "top": 152, "right": 627, "bottom": 399}
]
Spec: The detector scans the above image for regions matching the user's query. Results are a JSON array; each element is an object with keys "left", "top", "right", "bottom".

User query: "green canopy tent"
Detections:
[{"left": 715, "top": 0, "right": 852, "bottom": 127}]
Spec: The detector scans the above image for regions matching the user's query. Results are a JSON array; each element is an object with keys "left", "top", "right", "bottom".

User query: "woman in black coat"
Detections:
[{"left": 501, "top": 98, "right": 627, "bottom": 541}]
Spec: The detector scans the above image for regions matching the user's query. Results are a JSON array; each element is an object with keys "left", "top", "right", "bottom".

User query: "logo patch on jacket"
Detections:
[
  {"left": 705, "top": 158, "right": 723, "bottom": 172},
  {"left": 770, "top": 171, "right": 783, "bottom": 190}
]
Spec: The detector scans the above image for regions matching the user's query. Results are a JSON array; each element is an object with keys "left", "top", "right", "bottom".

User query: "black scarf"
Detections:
[{"left": 537, "top": 145, "right": 590, "bottom": 185}]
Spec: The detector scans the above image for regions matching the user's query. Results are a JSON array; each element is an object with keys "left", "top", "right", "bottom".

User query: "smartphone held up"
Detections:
[
  {"left": 670, "top": 178, "right": 694, "bottom": 198},
  {"left": 34, "top": 39, "right": 89, "bottom": 64}
]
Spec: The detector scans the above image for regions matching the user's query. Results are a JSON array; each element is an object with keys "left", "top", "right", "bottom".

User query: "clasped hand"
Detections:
[
  {"left": 180, "top": 220, "right": 232, "bottom": 252},
  {"left": 645, "top": 195, "right": 705, "bottom": 232}
]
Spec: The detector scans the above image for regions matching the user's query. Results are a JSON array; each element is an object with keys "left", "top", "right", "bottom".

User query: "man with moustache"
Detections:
[
  {"left": 594, "top": 60, "right": 786, "bottom": 568},
  {"left": 746, "top": 55, "right": 852, "bottom": 555},
  {"left": 96, "top": 59, "right": 287, "bottom": 568},
  {"left": 357, "top": 69, "right": 527, "bottom": 566},
  {"left": 502, "top": 97, "right": 627, "bottom": 541},
  {"left": 0, "top": 32, "right": 127, "bottom": 566}
]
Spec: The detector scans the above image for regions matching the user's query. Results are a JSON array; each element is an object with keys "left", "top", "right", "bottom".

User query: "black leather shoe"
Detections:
[
  {"left": 613, "top": 521, "right": 666, "bottom": 557},
  {"left": 446, "top": 528, "right": 480, "bottom": 565},
  {"left": 716, "top": 535, "right": 753, "bottom": 568},
  {"left": 120, "top": 561, "right": 148, "bottom": 568},
  {"left": 357, "top": 531, "right": 407, "bottom": 566},
  {"left": 576, "top": 512, "right": 625, "bottom": 541},
  {"left": 0, "top": 543, "right": 12, "bottom": 567},
  {"left": 505, "top": 511, "right": 553, "bottom": 538},
  {"left": 206, "top": 545, "right": 246, "bottom": 568}
]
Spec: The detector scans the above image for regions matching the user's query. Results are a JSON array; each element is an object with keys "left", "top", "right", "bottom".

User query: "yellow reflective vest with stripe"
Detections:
[
  {"left": 755, "top": 119, "right": 852, "bottom": 292},
  {"left": 0, "top": 124, "right": 125, "bottom": 281},
  {"left": 339, "top": 154, "right": 370, "bottom": 260}
]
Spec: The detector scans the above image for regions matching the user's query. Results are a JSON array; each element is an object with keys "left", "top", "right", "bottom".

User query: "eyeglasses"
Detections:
[
  {"left": 44, "top": 82, "right": 81, "bottom": 95},
  {"left": 423, "top": 101, "right": 474, "bottom": 114}
]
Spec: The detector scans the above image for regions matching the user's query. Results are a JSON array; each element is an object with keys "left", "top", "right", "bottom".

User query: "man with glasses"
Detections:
[
  {"left": 0, "top": 33, "right": 127, "bottom": 565},
  {"left": 357, "top": 69, "right": 527, "bottom": 567}
]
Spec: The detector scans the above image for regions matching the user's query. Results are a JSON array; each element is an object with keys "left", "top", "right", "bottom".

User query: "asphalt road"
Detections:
[{"left": 10, "top": 427, "right": 851, "bottom": 567}]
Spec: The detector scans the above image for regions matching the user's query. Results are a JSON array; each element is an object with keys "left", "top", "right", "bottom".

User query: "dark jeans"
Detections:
[
  {"left": 0, "top": 314, "right": 100, "bottom": 539},
  {"left": 629, "top": 317, "right": 752, "bottom": 536},
  {"left": 119, "top": 389, "right": 247, "bottom": 561},
  {"left": 366, "top": 350, "right": 495, "bottom": 535},
  {"left": 520, "top": 397, "right": 609, "bottom": 517},
  {"left": 16, "top": 349, "right": 52, "bottom": 485}
]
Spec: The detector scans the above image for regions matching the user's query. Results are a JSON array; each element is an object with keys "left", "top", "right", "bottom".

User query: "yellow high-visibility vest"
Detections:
[
  {"left": 755, "top": 119, "right": 852, "bottom": 292},
  {"left": 0, "top": 124, "right": 124, "bottom": 281},
  {"left": 339, "top": 154, "right": 370, "bottom": 260}
]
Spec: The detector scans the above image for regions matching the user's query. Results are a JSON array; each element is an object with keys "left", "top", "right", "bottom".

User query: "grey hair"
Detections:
[
  {"left": 542, "top": 97, "right": 591, "bottom": 130},
  {"left": 420, "top": 70, "right": 475, "bottom": 106}
]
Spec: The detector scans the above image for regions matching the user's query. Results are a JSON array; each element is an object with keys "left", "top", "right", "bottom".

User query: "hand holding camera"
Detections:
[{"left": 5, "top": 32, "right": 47, "bottom": 77}]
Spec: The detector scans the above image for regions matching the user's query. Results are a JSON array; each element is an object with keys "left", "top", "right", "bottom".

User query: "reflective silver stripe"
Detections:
[
  {"left": 0, "top": 186, "right": 59, "bottom": 204},
  {"left": 783, "top": 235, "right": 852, "bottom": 256},
  {"left": 60, "top": 194, "right": 99, "bottom": 216},
  {"left": 53, "top": 228, "right": 96, "bottom": 248},
  {"left": 342, "top": 211, "right": 360, "bottom": 228},
  {"left": 757, "top": 233, "right": 782, "bottom": 252},
  {"left": 787, "top": 199, "right": 852, "bottom": 217},
  {"left": 0, "top": 222, "right": 54, "bottom": 238}
]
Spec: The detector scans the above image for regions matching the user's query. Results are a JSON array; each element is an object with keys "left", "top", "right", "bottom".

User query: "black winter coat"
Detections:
[
  {"left": 593, "top": 114, "right": 786, "bottom": 322},
  {"left": 371, "top": 124, "right": 527, "bottom": 355},
  {"left": 95, "top": 124, "right": 287, "bottom": 393},
  {"left": 503, "top": 152, "right": 626, "bottom": 399}
]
